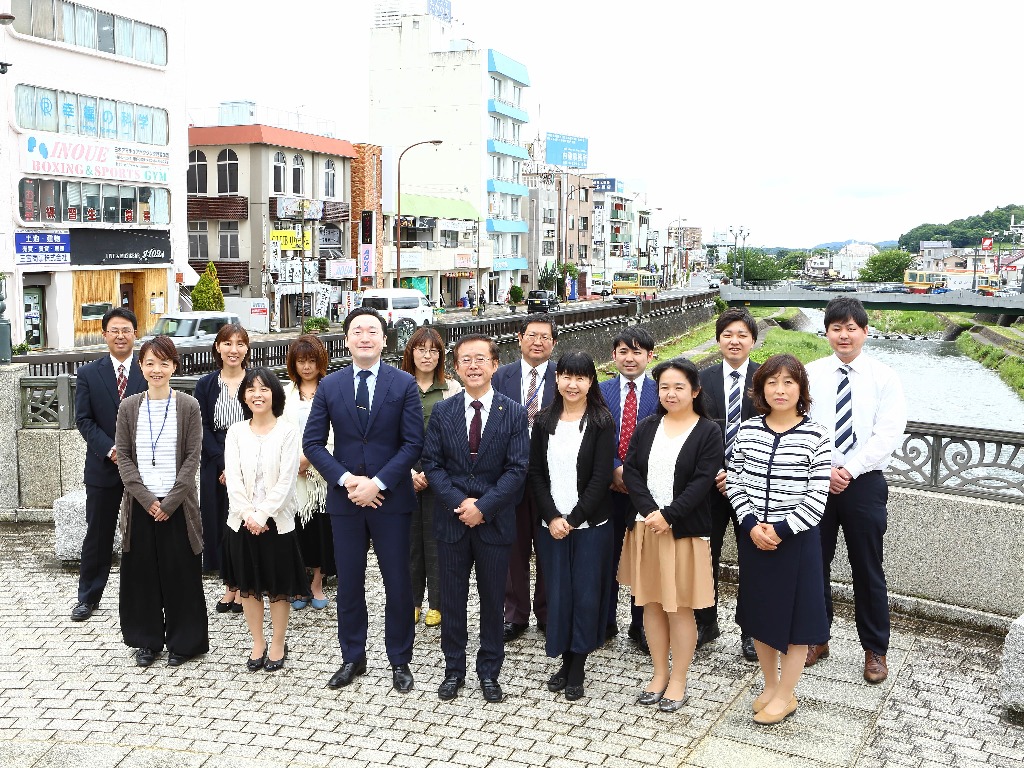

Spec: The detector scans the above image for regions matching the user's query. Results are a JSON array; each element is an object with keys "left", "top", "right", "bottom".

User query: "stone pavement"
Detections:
[{"left": 2, "top": 522, "right": 1022, "bottom": 768}]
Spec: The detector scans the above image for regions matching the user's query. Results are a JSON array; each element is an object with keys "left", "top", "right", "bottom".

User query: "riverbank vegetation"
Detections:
[
  {"left": 868, "top": 310, "right": 947, "bottom": 335},
  {"left": 751, "top": 328, "right": 831, "bottom": 365},
  {"left": 956, "top": 333, "right": 1024, "bottom": 400}
]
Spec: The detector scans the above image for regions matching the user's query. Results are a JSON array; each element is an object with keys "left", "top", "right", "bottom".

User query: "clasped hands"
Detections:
[
  {"left": 411, "top": 470, "right": 429, "bottom": 492},
  {"left": 455, "top": 497, "right": 483, "bottom": 527},
  {"left": 643, "top": 509, "right": 670, "bottom": 535},
  {"left": 750, "top": 522, "right": 782, "bottom": 551},
  {"left": 243, "top": 514, "right": 269, "bottom": 536},
  {"left": 345, "top": 475, "right": 386, "bottom": 508},
  {"left": 549, "top": 517, "right": 573, "bottom": 540},
  {"left": 147, "top": 500, "right": 168, "bottom": 522}
]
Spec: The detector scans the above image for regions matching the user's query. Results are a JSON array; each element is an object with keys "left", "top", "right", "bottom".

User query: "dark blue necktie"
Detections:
[{"left": 356, "top": 369, "right": 371, "bottom": 432}]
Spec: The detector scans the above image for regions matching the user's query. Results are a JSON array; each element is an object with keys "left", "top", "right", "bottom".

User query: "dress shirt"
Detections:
[
  {"left": 721, "top": 358, "right": 750, "bottom": 413},
  {"left": 352, "top": 359, "right": 382, "bottom": 409},
  {"left": 618, "top": 374, "right": 648, "bottom": 423},
  {"left": 108, "top": 354, "right": 135, "bottom": 457},
  {"left": 519, "top": 358, "right": 550, "bottom": 406},
  {"left": 463, "top": 388, "right": 495, "bottom": 437},
  {"left": 806, "top": 352, "right": 907, "bottom": 478}
]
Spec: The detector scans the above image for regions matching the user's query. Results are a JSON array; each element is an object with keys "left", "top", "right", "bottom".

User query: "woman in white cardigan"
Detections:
[{"left": 223, "top": 367, "right": 308, "bottom": 673}]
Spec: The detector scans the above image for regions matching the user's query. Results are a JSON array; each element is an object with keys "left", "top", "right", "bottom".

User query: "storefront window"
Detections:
[{"left": 17, "top": 178, "right": 169, "bottom": 225}]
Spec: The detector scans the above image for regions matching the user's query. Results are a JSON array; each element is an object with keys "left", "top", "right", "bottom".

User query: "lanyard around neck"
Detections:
[{"left": 146, "top": 393, "right": 172, "bottom": 467}]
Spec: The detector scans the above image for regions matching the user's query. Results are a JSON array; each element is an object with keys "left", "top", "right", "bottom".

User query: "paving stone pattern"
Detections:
[{"left": 1, "top": 523, "right": 1022, "bottom": 768}]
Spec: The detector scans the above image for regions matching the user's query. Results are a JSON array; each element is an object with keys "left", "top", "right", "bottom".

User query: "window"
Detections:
[
  {"left": 292, "top": 155, "right": 304, "bottom": 195},
  {"left": 568, "top": 215, "right": 575, "bottom": 230},
  {"left": 217, "top": 149, "right": 238, "bottom": 194},
  {"left": 272, "top": 151, "right": 286, "bottom": 194},
  {"left": 188, "top": 222, "right": 208, "bottom": 260},
  {"left": 440, "top": 229, "right": 458, "bottom": 248},
  {"left": 513, "top": 85, "right": 522, "bottom": 106},
  {"left": 15, "top": 1, "right": 168, "bottom": 65},
  {"left": 511, "top": 234, "right": 520, "bottom": 256},
  {"left": 580, "top": 187, "right": 589, "bottom": 202},
  {"left": 119, "top": 185, "right": 136, "bottom": 223},
  {"left": 13, "top": 84, "right": 169, "bottom": 144},
  {"left": 491, "top": 156, "right": 501, "bottom": 180},
  {"left": 542, "top": 241, "right": 554, "bottom": 257},
  {"left": 543, "top": 207, "right": 555, "bottom": 224},
  {"left": 219, "top": 221, "right": 239, "bottom": 259},
  {"left": 510, "top": 198, "right": 519, "bottom": 219},
  {"left": 490, "top": 116, "right": 501, "bottom": 140},
  {"left": 511, "top": 161, "right": 521, "bottom": 183},
  {"left": 18, "top": 177, "right": 168, "bottom": 224},
  {"left": 567, "top": 244, "right": 574, "bottom": 259},
  {"left": 323, "top": 159, "right": 336, "bottom": 198},
  {"left": 491, "top": 77, "right": 501, "bottom": 98},
  {"left": 511, "top": 123, "right": 520, "bottom": 142},
  {"left": 579, "top": 245, "right": 588, "bottom": 261},
  {"left": 580, "top": 216, "right": 589, "bottom": 231}
]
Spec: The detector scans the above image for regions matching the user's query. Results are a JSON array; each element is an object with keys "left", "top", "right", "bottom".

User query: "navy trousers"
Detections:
[
  {"left": 330, "top": 510, "right": 414, "bottom": 666},
  {"left": 818, "top": 470, "right": 890, "bottom": 655},
  {"left": 504, "top": 493, "right": 547, "bottom": 625},
  {"left": 439, "top": 529, "right": 510, "bottom": 680},
  {"left": 694, "top": 491, "right": 743, "bottom": 630},
  {"left": 78, "top": 483, "right": 124, "bottom": 605},
  {"left": 608, "top": 491, "right": 644, "bottom": 631}
]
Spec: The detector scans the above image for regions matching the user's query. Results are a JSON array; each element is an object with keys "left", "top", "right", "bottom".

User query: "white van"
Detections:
[
  {"left": 358, "top": 288, "right": 432, "bottom": 327},
  {"left": 590, "top": 279, "right": 613, "bottom": 296},
  {"left": 141, "top": 311, "right": 241, "bottom": 346}
]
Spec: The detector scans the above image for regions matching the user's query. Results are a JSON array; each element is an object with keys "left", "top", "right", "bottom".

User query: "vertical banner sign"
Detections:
[{"left": 360, "top": 244, "right": 373, "bottom": 277}]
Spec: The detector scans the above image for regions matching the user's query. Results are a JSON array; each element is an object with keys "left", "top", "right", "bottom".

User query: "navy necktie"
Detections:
[
  {"left": 469, "top": 401, "right": 483, "bottom": 459},
  {"left": 356, "top": 369, "right": 371, "bottom": 432}
]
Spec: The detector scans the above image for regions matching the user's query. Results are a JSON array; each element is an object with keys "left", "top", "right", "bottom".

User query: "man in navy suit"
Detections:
[
  {"left": 304, "top": 307, "right": 425, "bottom": 693},
  {"left": 696, "top": 308, "right": 760, "bottom": 660},
  {"left": 422, "top": 333, "right": 528, "bottom": 702},
  {"left": 599, "top": 326, "right": 660, "bottom": 653},
  {"left": 72, "top": 308, "right": 147, "bottom": 622},
  {"left": 491, "top": 314, "right": 557, "bottom": 641}
]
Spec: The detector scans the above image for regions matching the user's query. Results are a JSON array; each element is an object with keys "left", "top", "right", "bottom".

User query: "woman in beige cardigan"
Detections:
[
  {"left": 116, "top": 335, "right": 207, "bottom": 668},
  {"left": 223, "top": 367, "right": 307, "bottom": 672}
]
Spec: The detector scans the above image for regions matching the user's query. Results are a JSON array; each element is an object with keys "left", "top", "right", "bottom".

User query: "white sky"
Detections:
[{"left": 184, "top": 0, "right": 1024, "bottom": 249}]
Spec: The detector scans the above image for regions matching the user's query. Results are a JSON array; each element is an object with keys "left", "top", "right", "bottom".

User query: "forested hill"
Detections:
[{"left": 899, "top": 204, "right": 1024, "bottom": 252}]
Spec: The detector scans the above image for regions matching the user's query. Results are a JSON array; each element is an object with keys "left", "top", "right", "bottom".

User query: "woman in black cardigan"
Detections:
[
  {"left": 528, "top": 351, "right": 615, "bottom": 701},
  {"left": 620, "top": 357, "right": 724, "bottom": 712}
]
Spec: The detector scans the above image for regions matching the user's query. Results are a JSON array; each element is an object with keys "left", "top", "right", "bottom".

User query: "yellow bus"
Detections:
[
  {"left": 612, "top": 269, "right": 659, "bottom": 298},
  {"left": 904, "top": 269, "right": 1002, "bottom": 295}
]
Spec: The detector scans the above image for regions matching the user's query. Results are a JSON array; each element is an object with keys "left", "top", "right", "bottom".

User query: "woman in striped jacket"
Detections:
[{"left": 727, "top": 353, "right": 832, "bottom": 725}]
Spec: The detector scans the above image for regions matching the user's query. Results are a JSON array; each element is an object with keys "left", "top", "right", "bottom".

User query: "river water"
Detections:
[{"left": 798, "top": 309, "right": 1022, "bottom": 430}]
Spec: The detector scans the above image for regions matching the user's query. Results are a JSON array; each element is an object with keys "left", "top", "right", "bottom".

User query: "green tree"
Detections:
[
  {"left": 856, "top": 249, "right": 915, "bottom": 282},
  {"left": 192, "top": 261, "right": 225, "bottom": 311},
  {"left": 705, "top": 244, "right": 720, "bottom": 267},
  {"left": 722, "top": 249, "right": 787, "bottom": 283},
  {"left": 537, "top": 263, "right": 558, "bottom": 291}
]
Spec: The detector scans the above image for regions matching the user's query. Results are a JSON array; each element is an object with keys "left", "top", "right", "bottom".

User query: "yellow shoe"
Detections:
[
  {"left": 414, "top": 607, "right": 421, "bottom": 623},
  {"left": 424, "top": 609, "right": 441, "bottom": 627}
]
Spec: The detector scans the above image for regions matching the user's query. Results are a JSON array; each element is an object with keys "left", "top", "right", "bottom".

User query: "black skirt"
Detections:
[
  {"left": 294, "top": 512, "right": 337, "bottom": 576},
  {"left": 223, "top": 519, "right": 310, "bottom": 602},
  {"left": 736, "top": 524, "right": 830, "bottom": 653}
]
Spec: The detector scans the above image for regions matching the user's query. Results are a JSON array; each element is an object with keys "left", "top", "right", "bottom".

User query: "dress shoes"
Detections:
[
  {"left": 135, "top": 647, "right": 156, "bottom": 667},
  {"left": 327, "top": 657, "right": 367, "bottom": 688},
  {"left": 310, "top": 596, "right": 330, "bottom": 610},
  {"left": 230, "top": 601, "right": 243, "bottom": 614},
  {"left": 564, "top": 684, "right": 585, "bottom": 702},
  {"left": 606, "top": 623, "right": 619, "bottom": 639},
  {"left": 167, "top": 651, "right": 195, "bottom": 667},
  {"left": 753, "top": 696, "right": 798, "bottom": 725},
  {"left": 804, "top": 643, "right": 830, "bottom": 667},
  {"left": 424, "top": 609, "right": 441, "bottom": 627},
  {"left": 741, "top": 634, "right": 758, "bottom": 661},
  {"left": 480, "top": 678, "right": 504, "bottom": 702},
  {"left": 215, "top": 600, "right": 233, "bottom": 614},
  {"left": 438, "top": 673, "right": 465, "bottom": 701},
  {"left": 696, "top": 622, "right": 721, "bottom": 650},
  {"left": 658, "top": 695, "right": 688, "bottom": 712},
  {"left": 247, "top": 646, "right": 267, "bottom": 672},
  {"left": 637, "top": 688, "right": 666, "bottom": 705},
  {"left": 503, "top": 622, "right": 527, "bottom": 642},
  {"left": 70, "top": 601, "right": 97, "bottom": 622},
  {"left": 547, "top": 671, "right": 568, "bottom": 693},
  {"left": 627, "top": 624, "right": 650, "bottom": 655},
  {"left": 864, "top": 651, "right": 888, "bottom": 684},
  {"left": 392, "top": 664, "right": 414, "bottom": 693},
  {"left": 265, "top": 643, "right": 288, "bottom": 672}
]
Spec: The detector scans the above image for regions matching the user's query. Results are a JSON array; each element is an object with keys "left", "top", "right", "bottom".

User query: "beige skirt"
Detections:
[{"left": 618, "top": 525, "right": 715, "bottom": 612}]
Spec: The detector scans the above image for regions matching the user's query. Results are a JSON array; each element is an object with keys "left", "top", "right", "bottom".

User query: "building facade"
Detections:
[
  {"left": 2, "top": 0, "right": 186, "bottom": 349},
  {"left": 369, "top": 0, "right": 529, "bottom": 303}
]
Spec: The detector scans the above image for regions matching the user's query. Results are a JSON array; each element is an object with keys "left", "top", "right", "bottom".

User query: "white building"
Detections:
[
  {"left": 835, "top": 242, "right": 879, "bottom": 279},
  {"left": 369, "top": 0, "right": 528, "bottom": 303},
  {"left": 2, "top": 1, "right": 186, "bottom": 349}
]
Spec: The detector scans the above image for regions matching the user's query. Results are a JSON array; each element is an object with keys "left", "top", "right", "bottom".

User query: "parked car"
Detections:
[
  {"left": 825, "top": 283, "right": 858, "bottom": 292},
  {"left": 142, "top": 311, "right": 241, "bottom": 346},
  {"left": 526, "top": 289, "right": 560, "bottom": 313},
  {"left": 993, "top": 289, "right": 1020, "bottom": 297},
  {"left": 358, "top": 288, "right": 432, "bottom": 327},
  {"left": 590, "top": 279, "right": 613, "bottom": 297},
  {"left": 793, "top": 283, "right": 820, "bottom": 291},
  {"left": 873, "top": 285, "right": 911, "bottom": 294}
]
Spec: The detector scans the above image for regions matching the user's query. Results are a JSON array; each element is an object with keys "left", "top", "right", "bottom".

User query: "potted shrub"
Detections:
[
  {"left": 508, "top": 285, "right": 524, "bottom": 313},
  {"left": 303, "top": 316, "right": 330, "bottom": 334}
]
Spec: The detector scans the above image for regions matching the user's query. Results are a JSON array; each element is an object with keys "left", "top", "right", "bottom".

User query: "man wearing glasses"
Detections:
[
  {"left": 492, "top": 314, "right": 558, "bottom": 641},
  {"left": 72, "top": 308, "right": 147, "bottom": 622},
  {"left": 304, "top": 307, "right": 425, "bottom": 694},
  {"left": 422, "top": 334, "right": 529, "bottom": 702}
]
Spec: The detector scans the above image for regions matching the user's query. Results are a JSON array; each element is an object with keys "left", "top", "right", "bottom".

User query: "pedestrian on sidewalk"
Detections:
[
  {"left": 467, "top": 285, "right": 476, "bottom": 309},
  {"left": 223, "top": 367, "right": 308, "bottom": 673},
  {"left": 115, "top": 335, "right": 208, "bottom": 668},
  {"left": 727, "top": 354, "right": 831, "bottom": 724}
]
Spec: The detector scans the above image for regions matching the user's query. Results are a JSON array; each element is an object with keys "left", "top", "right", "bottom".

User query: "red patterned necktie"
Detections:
[
  {"left": 117, "top": 364, "right": 127, "bottom": 401},
  {"left": 618, "top": 380, "right": 638, "bottom": 461},
  {"left": 469, "top": 401, "right": 483, "bottom": 457}
]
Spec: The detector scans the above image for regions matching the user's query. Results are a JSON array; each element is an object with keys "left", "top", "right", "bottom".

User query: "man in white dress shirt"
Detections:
[{"left": 805, "top": 297, "right": 906, "bottom": 684}]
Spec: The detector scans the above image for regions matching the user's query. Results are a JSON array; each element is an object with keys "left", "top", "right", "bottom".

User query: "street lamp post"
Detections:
[
  {"left": 396, "top": 140, "right": 443, "bottom": 287},
  {"left": 669, "top": 217, "right": 687, "bottom": 288},
  {"left": 729, "top": 226, "right": 748, "bottom": 286}
]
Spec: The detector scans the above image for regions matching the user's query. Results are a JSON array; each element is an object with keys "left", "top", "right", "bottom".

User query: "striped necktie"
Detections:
[
  {"left": 117, "top": 364, "right": 127, "bottom": 401},
  {"left": 526, "top": 368, "right": 539, "bottom": 428},
  {"left": 725, "top": 370, "right": 742, "bottom": 456},
  {"left": 835, "top": 365, "right": 857, "bottom": 454}
]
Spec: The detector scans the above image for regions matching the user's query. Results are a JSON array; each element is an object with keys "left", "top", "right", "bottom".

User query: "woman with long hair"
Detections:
[
  {"left": 727, "top": 354, "right": 831, "bottom": 724},
  {"left": 282, "top": 335, "right": 335, "bottom": 610},
  {"left": 116, "top": 336, "right": 208, "bottom": 667},
  {"left": 223, "top": 367, "right": 308, "bottom": 672},
  {"left": 620, "top": 357, "right": 723, "bottom": 712},
  {"left": 400, "top": 325, "right": 462, "bottom": 627},
  {"left": 195, "top": 323, "right": 250, "bottom": 613},
  {"left": 528, "top": 351, "right": 615, "bottom": 701}
]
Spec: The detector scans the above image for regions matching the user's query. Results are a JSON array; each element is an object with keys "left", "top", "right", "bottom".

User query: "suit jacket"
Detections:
[
  {"left": 75, "top": 354, "right": 146, "bottom": 488},
  {"left": 194, "top": 371, "right": 232, "bottom": 474},
  {"left": 599, "top": 374, "right": 660, "bottom": 469},
  {"left": 492, "top": 359, "right": 557, "bottom": 411},
  {"left": 527, "top": 416, "right": 615, "bottom": 528},
  {"left": 303, "top": 361, "right": 424, "bottom": 516},
  {"left": 699, "top": 361, "right": 759, "bottom": 512},
  {"left": 421, "top": 390, "right": 529, "bottom": 546},
  {"left": 622, "top": 415, "right": 724, "bottom": 539}
]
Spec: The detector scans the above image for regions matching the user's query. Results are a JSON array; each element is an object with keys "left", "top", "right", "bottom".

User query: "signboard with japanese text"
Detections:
[
  {"left": 69, "top": 229, "right": 171, "bottom": 266},
  {"left": 15, "top": 230, "right": 71, "bottom": 265},
  {"left": 270, "top": 229, "right": 312, "bottom": 251},
  {"left": 438, "top": 219, "right": 476, "bottom": 232},
  {"left": 593, "top": 178, "right": 616, "bottom": 193},
  {"left": 275, "top": 196, "right": 324, "bottom": 220},
  {"left": 278, "top": 259, "right": 318, "bottom": 284},
  {"left": 981, "top": 237, "right": 994, "bottom": 251},
  {"left": 325, "top": 259, "right": 357, "bottom": 279},
  {"left": 21, "top": 132, "right": 170, "bottom": 183},
  {"left": 545, "top": 133, "right": 589, "bottom": 168},
  {"left": 455, "top": 253, "right": 477, "bottom": 268}
]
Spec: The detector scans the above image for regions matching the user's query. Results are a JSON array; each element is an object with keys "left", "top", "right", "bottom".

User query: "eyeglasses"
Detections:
[
  {"left": 413, "top": 347, "right": 440, "bottom": 357},
  {"left": 458, "top": 355, "right": 493, "bottom": 366},
  {"left": 523, "top": 332, "right": 553, "bottom": 343},
  {"left": 105, "top": 327, "right": 135, "bottom": 336}
]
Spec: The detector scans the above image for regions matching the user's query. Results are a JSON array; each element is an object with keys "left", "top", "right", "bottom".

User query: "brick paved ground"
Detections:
[{"left": 2, "top": 522, "right": 1022, "bottom": 768}]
